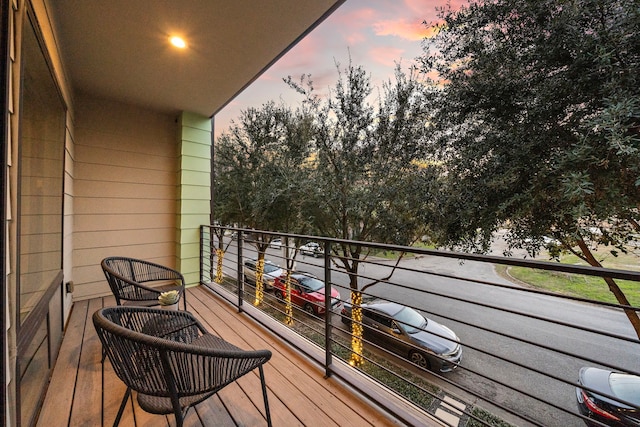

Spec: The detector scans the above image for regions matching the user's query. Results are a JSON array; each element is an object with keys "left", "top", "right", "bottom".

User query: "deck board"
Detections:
[
  {"left": 68, "top": 298, "right": 104, "bottom": 426},
  {"left": 35, "top": 299, "right": 88, "bottom": 427},
  {"left": 188, "top": 287, "right": 363, "bottom": 427},
  {"left": 38, "top": 285, "right": 438, "bottom": 426}
]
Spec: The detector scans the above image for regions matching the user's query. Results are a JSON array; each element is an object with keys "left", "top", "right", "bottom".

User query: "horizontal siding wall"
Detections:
[{"left": 72, "top": 95, "right": 178, "bottom": 300}]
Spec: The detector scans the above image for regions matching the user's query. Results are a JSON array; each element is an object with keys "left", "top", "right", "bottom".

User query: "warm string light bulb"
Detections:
[
  {"left": 349, "top": 291, "right": 364, "bottom": 366},
  {"left": 285, "top": 273, "right": 294, "bottom": 325},
  {"left": 215, "top": 249, "right": 224, "bottom": 283},
  {"left": 254, "top": 258, "right": 265, "bottom": 306}
]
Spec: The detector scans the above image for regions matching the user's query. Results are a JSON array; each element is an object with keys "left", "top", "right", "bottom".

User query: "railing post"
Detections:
[
  {"left": 237, "top": 230, "right": 244, "bottom": 312},
  {"left": 323, "top": 240, "right": 333, "bottom": 377}
]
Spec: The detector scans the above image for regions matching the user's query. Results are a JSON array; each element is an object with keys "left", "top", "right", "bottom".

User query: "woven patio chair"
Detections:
[
  {"left": 93, "top": 306, "right": 272, "bottom": 427},
  {"left": 101, "top": 256, "right": 187, "bottom": 310}
]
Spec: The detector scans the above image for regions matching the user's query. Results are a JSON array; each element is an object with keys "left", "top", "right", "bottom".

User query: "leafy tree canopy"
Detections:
[
  {"left": 286, "top": 62, "right": 439, "bottom": 278},
  {"left": 421, "top": 0, "right": 640, "bottom": 258},
  {"left": 214, "top": 101, "right": 314, "bottom": 239}
]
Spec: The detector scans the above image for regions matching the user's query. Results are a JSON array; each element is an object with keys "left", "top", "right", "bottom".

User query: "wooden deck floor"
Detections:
[{"left": 36, "top": 285, "right": 435, "bottom": 427}]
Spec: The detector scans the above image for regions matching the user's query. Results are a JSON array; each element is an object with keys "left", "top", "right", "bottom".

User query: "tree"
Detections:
[
  {"left": 214, "top": 101, "right": 312, "bottom": 305},
  {"left": 420, "top": 0, "right": 640, "bottom": 335},
  {"left": 257, "top": 104, "right": 318, "bottom": 324},
  {"left": 287, "top": 62, "right": 438, "bottom": 365}
]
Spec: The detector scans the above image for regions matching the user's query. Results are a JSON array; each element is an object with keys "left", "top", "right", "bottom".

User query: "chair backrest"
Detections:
[
  {"left": 93, "top": 307, "right": 271, "bottom": 399},
  {"left": 102, "top": 258, "right": 136, "bottom": 303},
  {"left": 94, "top": 307, "right": 205, "bottom": 396},
  {"left": 103, "top": 256, "right": 183, "bottom": 283},
  {"left": 101, "top": 257, "right": 185, "bottom": 306}
]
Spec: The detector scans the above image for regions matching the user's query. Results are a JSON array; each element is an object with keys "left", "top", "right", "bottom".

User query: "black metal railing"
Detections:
[{"left": 199, "top": 225, "right": 640, "bottom": 427}]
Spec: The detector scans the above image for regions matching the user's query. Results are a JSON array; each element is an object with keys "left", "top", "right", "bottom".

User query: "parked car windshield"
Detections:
[
  {"left": 298, "top": 276, "right": 324, "bottom": 292},
  {"left": 394, "top": 307, "right": 427, "bottom": 334},
  {"left": 263, "top": 263, "right": 280, "bottom": 274}
]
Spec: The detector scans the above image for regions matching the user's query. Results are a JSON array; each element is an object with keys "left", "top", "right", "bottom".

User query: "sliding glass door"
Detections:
[{"left": 15, "top": 5, "right": 66, "bottom": 426}]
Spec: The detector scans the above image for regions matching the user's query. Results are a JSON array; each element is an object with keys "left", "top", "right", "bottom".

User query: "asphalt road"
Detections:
[{"left": 256, "top": 246, "right": 639, "bottom": 427}]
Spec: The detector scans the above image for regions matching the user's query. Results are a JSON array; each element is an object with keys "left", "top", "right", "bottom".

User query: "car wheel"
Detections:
[
  {"left": 276, "top": 290, "right": 286, "bottom": 301},
  {"left": 304, "top": 303, "right": 316, "bottom": 316},
  {"left": 409, "top": 351, "right": 431, "bottom": 370}
]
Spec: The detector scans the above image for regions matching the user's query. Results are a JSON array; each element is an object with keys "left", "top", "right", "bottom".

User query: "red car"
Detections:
[{"left": 273, "top": 272, "right": 342, "bottom": 316}]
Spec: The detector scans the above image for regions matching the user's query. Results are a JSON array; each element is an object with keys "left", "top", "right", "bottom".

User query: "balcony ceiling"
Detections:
[{"left": 48, "top": 0, "right": 344, "bottom": 117}]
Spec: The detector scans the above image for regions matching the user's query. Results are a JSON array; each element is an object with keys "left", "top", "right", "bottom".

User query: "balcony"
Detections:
[
  {"left": 36, "top": 225, "right": 640, "bottom": 427},
  {"left": 36, "top": 286, "right": 443, "bottom": 426}
]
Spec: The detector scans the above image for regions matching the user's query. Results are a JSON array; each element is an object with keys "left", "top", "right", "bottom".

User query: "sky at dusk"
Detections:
[{"left": 213, "top": 0, "right": 465, "bottom": 139}]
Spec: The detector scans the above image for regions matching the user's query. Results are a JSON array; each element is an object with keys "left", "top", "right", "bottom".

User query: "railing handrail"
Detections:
[{"left": 214, "top": 226, "right": 640, "bottom": 282}]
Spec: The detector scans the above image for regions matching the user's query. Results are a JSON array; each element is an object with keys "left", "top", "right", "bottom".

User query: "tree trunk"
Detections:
[
  {"left": 576, "top": 238, "right": 640, "bottom": 339},
  {"left": 284, "top": 271, "right": 294, "bottom": 326},
  {"left": 214, "top": 248, "right": 225, "bottom": 283},
  {"left": 349, "top": 290, "right": 364, "bottom": 366},
  {"left": 253, "top": 257, "right": 265, "bottom": 306}
]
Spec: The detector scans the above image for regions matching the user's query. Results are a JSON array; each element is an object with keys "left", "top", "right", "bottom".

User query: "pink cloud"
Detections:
[
  {"left": 373, "top": 18, "right": 436, "bottom": 41},
  {"left": 369, "top": 46, "right": 406, "bottom": 68},
  {"left": 403, "top": 0, "right": 467, "bottom": 19},
  {"left": 378, "top": 0, "right": 467, "bottom": 40},
  {"left": 346, "top": 32, "right": 367, "bottom": 46},
  {"left": 403, "top": 0, "right": 441, "bottom": 19},
  {"left": 330, "top": 7, "right": 379, "bottom": 47},
  {"left": 332, "top": 7, "right": 378, "bottom": 29},
  {"left": 269, "top": 35, "right": 325, "bottom": 75}
]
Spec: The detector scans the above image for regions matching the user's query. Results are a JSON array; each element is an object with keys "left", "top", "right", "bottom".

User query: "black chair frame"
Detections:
[
  {"left": 102, "top": 256, "right": 187, "bottom": 310},
  {"left": 93, "top": 306, "right": 272, "bottom": 427}
]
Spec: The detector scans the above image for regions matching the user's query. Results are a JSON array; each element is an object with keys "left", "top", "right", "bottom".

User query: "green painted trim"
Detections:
[
  {"left": 180, "top": 111, "right": 212, "bottom": 131},
  {"left": 177, "top": 200, "right": 210, "bottom": 213},
  {"left": 179, "top": 170, "right": 209, "bottom": 186},
  {"left": 180, "top": 142, "right": 211, "bottom": 158},
  {"left": 178, "top": 156, "right": 210, "bottom": 172},
  {"left": 179, "top": 186, "right": 210, "bottom": 200},
  {"left": 181, "top": 127, "right": 211, "bottom": 145},
  {"left": 177, "top": 111, "right": 211, "bottom": 286}
]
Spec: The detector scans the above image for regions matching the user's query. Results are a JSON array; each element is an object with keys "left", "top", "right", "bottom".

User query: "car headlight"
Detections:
[{"left": 443, "top": 344, "right": 461, "bottom": 358}]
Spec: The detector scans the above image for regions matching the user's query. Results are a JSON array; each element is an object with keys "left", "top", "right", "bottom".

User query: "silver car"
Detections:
[
  {"left": 243, "top": 258, "right": 283, "bottom": 290},
  {"left": 269, "top": 238, "right": 282, "bottom": 249},
  {"left": 299, "top": 241, "right": 323, "bottom": 257},
  {"left": 342, "top": 299, "right": 462, "bottom": 372}
]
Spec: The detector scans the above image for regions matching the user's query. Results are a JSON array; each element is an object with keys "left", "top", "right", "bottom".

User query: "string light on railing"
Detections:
[
  {"left": 349, "top": 291, "right": 364, "bottom": 366},
  {"left": 253, "top": 258, "right": 265, "bottom": 306},
  {"left": 215, "top": 249, "right": 224, "bottom": 283},
  {"left": 285, "top": 273, "right": 294, "bottom": 325}
]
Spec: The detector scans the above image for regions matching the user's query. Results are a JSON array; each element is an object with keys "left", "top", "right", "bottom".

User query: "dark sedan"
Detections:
[
  {"left": 341, "top": 299, "right": 462, "bottom": 373},
  {"left": 576, "top": 367, "right": 640, "bottom": 426}
]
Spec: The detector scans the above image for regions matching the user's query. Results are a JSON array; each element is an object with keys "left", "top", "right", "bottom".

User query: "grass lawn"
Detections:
[{"left": 504, "top": 247, "right": 640, "bottom": 306}]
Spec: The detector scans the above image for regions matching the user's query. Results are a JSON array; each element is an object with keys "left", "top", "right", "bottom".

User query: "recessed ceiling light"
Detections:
[{"left": 169, "top": 36, "right": 187, "bottom": 49}]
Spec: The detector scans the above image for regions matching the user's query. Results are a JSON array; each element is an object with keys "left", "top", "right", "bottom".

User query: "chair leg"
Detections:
[
  {"left": 259, "top": 365, "right": 272, "bottom": 427},
  {"left": 172, "top": 406, "right": 185, "bottom": 427},
  {"left": 113, "top": 387, "right": 131, "bottom": 427}
]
